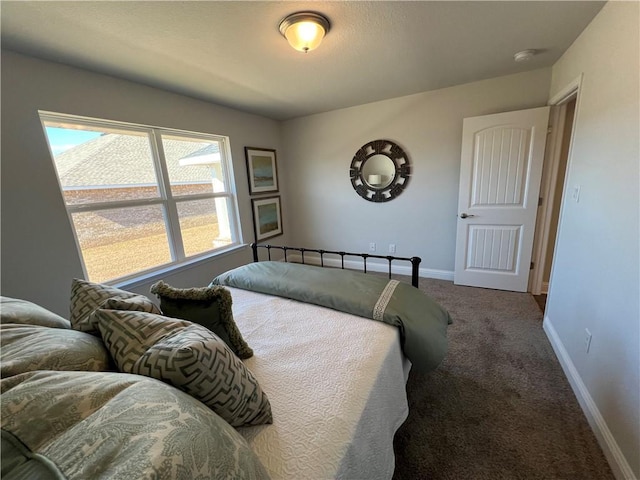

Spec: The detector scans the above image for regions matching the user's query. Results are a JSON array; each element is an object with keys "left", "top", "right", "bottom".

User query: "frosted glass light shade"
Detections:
[
  {"left": 279, "top": 12, "right": 330, "bottom": 53},
  {"left": 514, "top": 49, "right": 537, "bottom": 62}
]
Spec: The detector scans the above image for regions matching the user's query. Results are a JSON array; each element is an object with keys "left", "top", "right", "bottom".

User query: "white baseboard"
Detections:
[
  {"left": 284, "top": 254, "right": 454, "bottom": 282},
  {"left": 543, "top": 316, "right": 637, "bottom": 480},
  {"left": 420, "top": 268, "right": 455, "bottom": 281},
  {"left": 542, "top": 281, "right": 549, "bottom": 294}
]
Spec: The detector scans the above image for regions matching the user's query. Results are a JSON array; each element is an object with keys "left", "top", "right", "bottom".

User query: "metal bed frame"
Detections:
[{"left": 251, "top": 243, "right": 421, "bottom": 288}]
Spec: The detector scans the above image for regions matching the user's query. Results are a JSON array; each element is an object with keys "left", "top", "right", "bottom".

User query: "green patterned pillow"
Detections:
[
  {"left": 70, "top": 278, "right": 161, "bottom": 335},
  {"left": 0, "top": 297, "right": 70, "bottom": 329},
  {"left": 150, "top": 281, "right": 253, "bottom": 359},
  {"left": 94, "top": 308, "right": 272, "bottom": 427},
  {"left": 1, "top": 324, "right": 111, "bottom": 378},
  {"left": 1, "top": 370, "right": 270, "bottom": 479}
]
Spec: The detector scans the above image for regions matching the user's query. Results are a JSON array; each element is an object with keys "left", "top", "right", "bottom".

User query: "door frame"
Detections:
[{"left": 529, "top": 74, "right": 583, "bottom": 295}]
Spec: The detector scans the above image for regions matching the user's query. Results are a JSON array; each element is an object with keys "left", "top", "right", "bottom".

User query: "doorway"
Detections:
[{"left": 530, "top": 80, "right": 580, "bottom": 302}]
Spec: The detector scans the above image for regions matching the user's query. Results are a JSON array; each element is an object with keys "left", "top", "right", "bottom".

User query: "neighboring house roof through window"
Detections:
[{"left": 56, "top": 134, "right": 219, "bottom": 187}]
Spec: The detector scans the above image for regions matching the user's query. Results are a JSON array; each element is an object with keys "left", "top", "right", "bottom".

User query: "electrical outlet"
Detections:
[
  {"left": 389, "top": 244, "right": 396, "bottom": 254},
  {"left": 585, "top": 328, "right": 592, "bottom": 353},
  {"left": 369, "top": 242, "right": 376, "bottom": 252}
]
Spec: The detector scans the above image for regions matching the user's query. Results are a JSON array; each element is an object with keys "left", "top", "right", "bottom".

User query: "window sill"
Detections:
[{"left": 113, "top": 243, "right": 249, "bottom": 290}]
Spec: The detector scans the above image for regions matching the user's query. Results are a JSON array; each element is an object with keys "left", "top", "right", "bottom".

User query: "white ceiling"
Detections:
[{"left": 1, "top": 1, "right": 605, "bottom": 120}]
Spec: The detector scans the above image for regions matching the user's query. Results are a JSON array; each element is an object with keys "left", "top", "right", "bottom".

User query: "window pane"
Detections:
[
  {"left": 162, "top": 135, "right": 227, "bottom": 196},
  {"left": 72, "top": 205, "right": 171, "bottom": 283},
  {"left": 43, "top": 123, "right": 159, "bottom": 205},
  {"left": 177, "top": 198, "right": 233, "bottom": 257}
]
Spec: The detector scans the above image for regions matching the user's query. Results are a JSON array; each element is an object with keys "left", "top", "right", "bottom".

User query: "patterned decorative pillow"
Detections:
[
  {"left": 1, "top": 370, "right": 270, "bottom": 479},
  {"left": 150, "top": 281, "right": 253, "bottom": 359},
  {"left": 95, "top": 308, "right": 272, "bottom": 427},
  {"left": 70, "top": 278, "right": 161, "bottom": 335},
  {"left": 1, "top": 324, "right": 111, "bottom": 378},
  {"left": 0, "top": 296, "right": 71, "bottom": 329}
]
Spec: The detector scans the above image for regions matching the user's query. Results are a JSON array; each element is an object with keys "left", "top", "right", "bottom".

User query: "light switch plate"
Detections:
[{"left": 572, "top": 185, "right": 581, "bottom": 203}]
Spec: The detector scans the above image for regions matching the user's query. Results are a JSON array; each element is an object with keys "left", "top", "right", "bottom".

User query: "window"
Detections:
[{"left": 40, "top": 112, "right": 241, "bottom": 283}]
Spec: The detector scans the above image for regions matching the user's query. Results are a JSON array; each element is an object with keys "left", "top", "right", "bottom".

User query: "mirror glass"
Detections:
[
  {"left": 349, "top": 139, "right": 411, "bottom": 203},
  {"left": 362, "top": 154, "right": 395, "bottom": 188}
]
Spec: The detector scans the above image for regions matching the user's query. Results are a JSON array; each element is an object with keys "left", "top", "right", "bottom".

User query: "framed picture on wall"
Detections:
[
  {"left": 245, "top": 147, "right": 279, "bottom": 195},
  {"left": 251, "top": 196, "right": 283, "bottom": 242}
]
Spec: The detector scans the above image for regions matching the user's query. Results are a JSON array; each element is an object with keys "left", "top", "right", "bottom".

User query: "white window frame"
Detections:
[{"left": 39, "top": 111, "right": 243, "bottom": 284}]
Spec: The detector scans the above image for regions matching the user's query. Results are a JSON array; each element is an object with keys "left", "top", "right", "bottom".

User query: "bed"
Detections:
[
  {"left": 211, "top": 244, "right": 452, "bottom": 479},
  {"left": 0, "top": 244, "right": 450, "bottom": 480}
]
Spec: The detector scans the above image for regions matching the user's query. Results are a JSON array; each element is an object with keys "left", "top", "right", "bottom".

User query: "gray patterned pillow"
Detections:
[
  {"left": 150, "top": 280, "right": 253, "bottom": 359},
  {"left": 1, "top": 370, "right": 270, "bottom": 479},
  {"left": 1, "top": 324, "right": 111, "bottom": 378},
  {"left": 0, "top": 296, "right": 70, "bottom": 329},
  {"left": 95, "top": 308, "right": 272, "bottom": 427},
  {"left": 70, "top": 278, "right": 160, "bottom": 335}
]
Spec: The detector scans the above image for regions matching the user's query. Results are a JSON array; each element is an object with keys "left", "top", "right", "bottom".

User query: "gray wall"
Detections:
[
  {"left": 2, "top": 6, "right": 637, "bottom": 475},
  {"left": 546, "top": 2, "right": 639, "bottom": 478},
  {"left": 281, "top": 68, "right": 551, "bottom": 276},
  {"left": 1, "top": 51, "right": 287, "bottom": 316}
]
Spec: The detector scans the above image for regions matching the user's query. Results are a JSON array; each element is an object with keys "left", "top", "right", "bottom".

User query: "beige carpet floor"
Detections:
[{"left": 392, "top": 277, "right": 614, "bottom": 480}]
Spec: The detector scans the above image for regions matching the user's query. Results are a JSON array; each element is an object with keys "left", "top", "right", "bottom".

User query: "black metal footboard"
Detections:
[{"left": 250, "top": 243, "right": 421, "bottom": 288}]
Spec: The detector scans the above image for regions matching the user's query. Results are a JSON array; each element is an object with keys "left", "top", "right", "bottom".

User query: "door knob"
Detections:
[{"left": 459, "top": 213, "right": 475, "bottom": 219}]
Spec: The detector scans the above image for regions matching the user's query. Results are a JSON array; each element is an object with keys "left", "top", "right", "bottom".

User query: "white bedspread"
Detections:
[{"left": 229, "top": 287, "right": 411, "bottom": 480}]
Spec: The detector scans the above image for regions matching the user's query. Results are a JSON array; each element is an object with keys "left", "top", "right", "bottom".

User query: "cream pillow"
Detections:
[{"left": 94, "top": 308, "right": 272, "bottom": 427}]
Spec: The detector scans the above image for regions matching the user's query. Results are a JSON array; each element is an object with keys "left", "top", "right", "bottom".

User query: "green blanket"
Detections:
[{"left": 212, "top": 262, "right": 451, "bottom": 372}]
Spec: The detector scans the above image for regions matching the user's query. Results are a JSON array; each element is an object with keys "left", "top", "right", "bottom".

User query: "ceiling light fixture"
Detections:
[
  {"left": 514, "top": 49, "right": 537, "bottom": 62},
  {"left": 279, "top": 12, "right": 330, "bottom": 53}
]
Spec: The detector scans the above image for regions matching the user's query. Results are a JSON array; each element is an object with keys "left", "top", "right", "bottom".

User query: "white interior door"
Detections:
[{"left": 454, "top": 106, "right": 550, "bottom": 292}]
